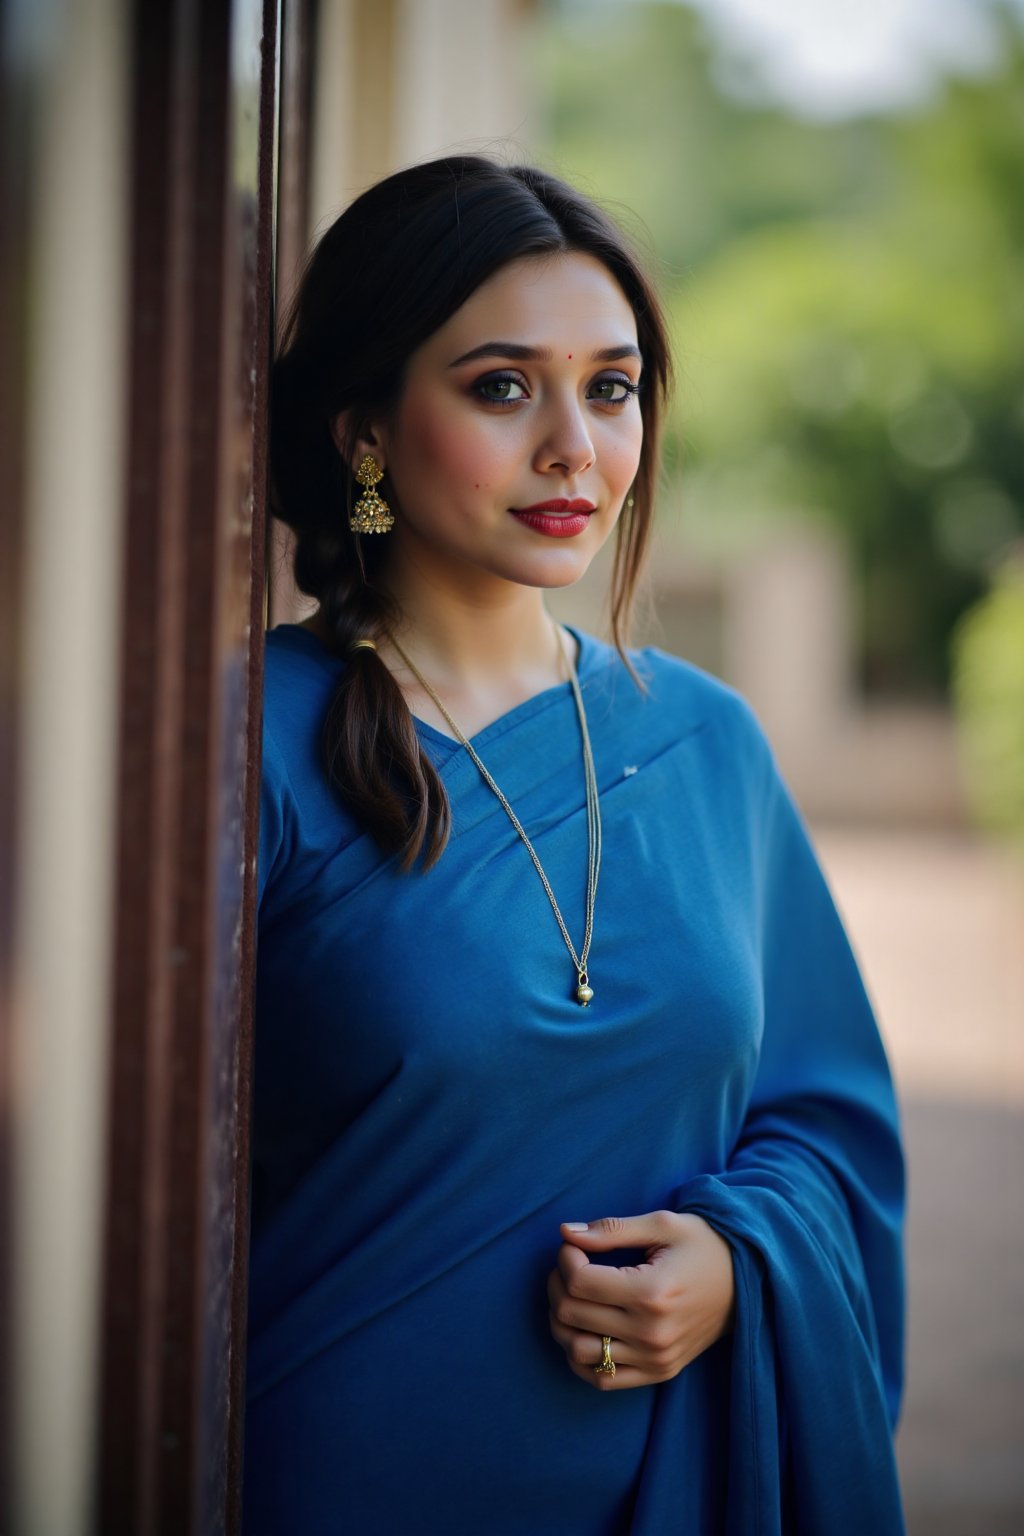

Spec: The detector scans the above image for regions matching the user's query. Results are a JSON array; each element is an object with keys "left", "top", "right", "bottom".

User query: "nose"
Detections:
[{"left": 533, "top": 394, "right": 596, "bottom": 478}]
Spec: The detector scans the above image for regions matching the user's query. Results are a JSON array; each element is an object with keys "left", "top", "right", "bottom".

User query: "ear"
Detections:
[{"left": 330, "top": 410, "right": 389, "bottom": 476}]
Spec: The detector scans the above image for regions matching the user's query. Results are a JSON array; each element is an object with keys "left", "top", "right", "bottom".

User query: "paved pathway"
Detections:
[{"left": 815, "top": 829, "right": 1024, "bottom": 1535}]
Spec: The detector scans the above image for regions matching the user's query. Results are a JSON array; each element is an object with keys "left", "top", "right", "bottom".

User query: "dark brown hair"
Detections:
[{"left": 271, "top": 156, "right": 672, "bottom": 868}]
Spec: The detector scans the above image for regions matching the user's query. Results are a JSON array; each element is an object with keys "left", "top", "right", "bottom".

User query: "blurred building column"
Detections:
[
  {"left": 1, "top": 0, "right": 129, "bottom": 1532},
  {"left": 306, "top": 0, "right": 538, "bottom": 236},
  {"left": 391, "top": 0, "right": 537, "bottom": 171},
  {"left": 311, "top": 0, "right": 397, "bottom": 222},
  {"left": 725, "top": 523, "right": 853, "bottom": 777}
]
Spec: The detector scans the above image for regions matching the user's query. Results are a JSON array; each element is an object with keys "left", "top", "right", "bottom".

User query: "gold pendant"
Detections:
[{"left": 576, "top": 973, "right": 594, "bottom": 1007}]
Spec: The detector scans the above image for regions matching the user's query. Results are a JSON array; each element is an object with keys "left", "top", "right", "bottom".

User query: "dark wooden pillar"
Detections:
[{"left": 98, "top": 0, "right": 282, "bottom": 1530}]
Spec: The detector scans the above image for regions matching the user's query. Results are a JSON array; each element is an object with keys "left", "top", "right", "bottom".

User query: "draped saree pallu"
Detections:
[{"left": 244, "top": 624, "right": 906, "bottom": 1536}]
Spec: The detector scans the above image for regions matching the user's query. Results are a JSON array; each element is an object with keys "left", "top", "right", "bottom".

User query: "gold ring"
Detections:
[{"left": 594, "top": 1335, "right": 616, "bottom": 1377}]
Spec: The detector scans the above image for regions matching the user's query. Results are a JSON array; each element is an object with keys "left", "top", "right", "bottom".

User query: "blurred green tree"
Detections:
[
  {"left": 951, "top": 552, "right": 1024, "bottom": 842},
  {"left": 535, "top": 0, "right": 1024, "bottom": 697}
]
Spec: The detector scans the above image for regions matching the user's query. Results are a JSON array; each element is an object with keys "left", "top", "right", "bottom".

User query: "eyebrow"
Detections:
[{"left": 447, "top": 341, "right": 642, "bottom": 367}]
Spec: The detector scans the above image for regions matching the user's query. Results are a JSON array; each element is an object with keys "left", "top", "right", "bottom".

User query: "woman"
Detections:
[{"left": 246, "top": 156, "right": 905, "bottom": 1534}]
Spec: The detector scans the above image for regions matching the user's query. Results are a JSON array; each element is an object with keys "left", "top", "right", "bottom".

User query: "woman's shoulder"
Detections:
[
  {"left": 579, "top": 630, "right": 774, "bottom": 765},
  {"left": 260, "top": 624, "right": 347, "bottom": 800},
  {"left": 262, "top": 622, "right": 343, "bottom": 734},
  {"left": 264, "top": 620, "right": 344, "bottom": 681},
  {"left": 258, "top": 624, "right": 368, "bottom": 885}
]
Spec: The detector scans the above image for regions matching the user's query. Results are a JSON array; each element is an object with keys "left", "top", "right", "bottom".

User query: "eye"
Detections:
[
  {"left": 588, "top": 374, "right": 642, "bottom": 406},
  {"left": 474, "top": 371, "right": 529, "bottom": 405}
]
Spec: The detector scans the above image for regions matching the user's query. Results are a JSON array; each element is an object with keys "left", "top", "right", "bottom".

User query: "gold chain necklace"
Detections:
[{"left": 386, "top": 625, "right": 602, "bottom": 1006}]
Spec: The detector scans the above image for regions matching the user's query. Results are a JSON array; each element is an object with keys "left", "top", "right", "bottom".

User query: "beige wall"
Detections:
[
  {"left": 310, "top": 0, "right": 538, "bottom": 235},
  {"left": 11, "top": 0, "right": 128, "bottom": 1531}
]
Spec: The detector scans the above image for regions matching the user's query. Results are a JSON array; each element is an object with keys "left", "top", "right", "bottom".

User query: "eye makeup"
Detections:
[{"left": 470, "top": 369, "right": 642, "bottom": 408}]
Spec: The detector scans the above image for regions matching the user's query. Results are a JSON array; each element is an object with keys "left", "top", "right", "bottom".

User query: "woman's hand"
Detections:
[{"left": 547, "top": 1210, "right": 736, "bottom": 1391}]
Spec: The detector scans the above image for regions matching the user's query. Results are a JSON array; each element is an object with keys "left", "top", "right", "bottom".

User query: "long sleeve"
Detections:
[{"left": 674, "top": 762, "right": 906, "bottom": 1534}]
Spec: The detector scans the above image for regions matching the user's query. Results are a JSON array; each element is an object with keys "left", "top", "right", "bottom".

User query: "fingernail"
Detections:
[{"left": 563, "top": 1222, "right": 589, "bottom": 1232}]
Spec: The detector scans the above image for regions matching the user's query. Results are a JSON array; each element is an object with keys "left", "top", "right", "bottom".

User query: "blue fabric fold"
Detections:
[{"left": 633, "top": 737, "right": 904, "bottom": 1535}]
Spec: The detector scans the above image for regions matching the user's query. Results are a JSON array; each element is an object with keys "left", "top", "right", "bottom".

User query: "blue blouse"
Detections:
[{"left": 243, "top": 623, "right": 905, "bottom": 1535}]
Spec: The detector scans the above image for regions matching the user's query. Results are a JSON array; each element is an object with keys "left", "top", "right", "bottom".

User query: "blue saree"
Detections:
[{"left": 243, "top": 623, "right": 905, "bottom": 1535}]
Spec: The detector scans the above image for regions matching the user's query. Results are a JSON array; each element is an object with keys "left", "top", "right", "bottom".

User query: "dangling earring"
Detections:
[
  {"left": 625, "top": 488, "right": 636, "bottom": 511},
  {"left": 349, "top": 454, "right": 394, "bottom": 534}
]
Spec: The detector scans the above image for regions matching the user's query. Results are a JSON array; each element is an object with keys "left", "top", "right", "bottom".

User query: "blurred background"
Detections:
[{"left": 2, "top": 0, "right": 1021, "bottom": 1531}]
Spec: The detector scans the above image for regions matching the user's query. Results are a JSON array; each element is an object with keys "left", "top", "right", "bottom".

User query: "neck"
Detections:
[
  {"left": 368, "top": 546, "right": 576, "bottom": 740},
  {"left": 394, "top": 590, "right": 561, "bottom": 686},
  {"left": 380, "top": 548, "right": 564, "bottom": 689}
]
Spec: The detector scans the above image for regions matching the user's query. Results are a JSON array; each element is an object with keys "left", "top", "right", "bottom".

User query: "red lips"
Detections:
[{"left": 512, "top": 498, "right": 596, "bottom": 514}]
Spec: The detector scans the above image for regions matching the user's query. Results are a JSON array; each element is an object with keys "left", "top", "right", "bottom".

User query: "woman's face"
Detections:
[{"left": 349, "top": 251, "right": 645, "bottom": 596}]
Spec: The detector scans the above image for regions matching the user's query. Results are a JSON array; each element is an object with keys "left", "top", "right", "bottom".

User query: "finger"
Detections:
[
  {"left": 547, "top": 1316, "right": 642, "bottom": 1373},
  {"left": 565, "top": 1355, "right": 661, "bottom": 1393},
  {"left": 552, "top": 1317, "right": 685, "bottom": 1390},
  {"left": 555, "top": 1240, "right": 591, "bottom": 1283},
  {"left": 555, "top": 1241, "right": 651, "bottom": 1308},
  {"left": 547, "top": 1268, "right": 630, "bottom": 1340},
  {"left": 556, "top": 1242, "right": 630, "bottom": 1304},
  {"left": 560, "top": 1211, "right": 680, "bottom": 1254}
]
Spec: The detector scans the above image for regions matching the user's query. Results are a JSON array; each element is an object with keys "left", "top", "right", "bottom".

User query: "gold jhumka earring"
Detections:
[{"left": 349, "top": 454, "right": 394, "bottom": 534}]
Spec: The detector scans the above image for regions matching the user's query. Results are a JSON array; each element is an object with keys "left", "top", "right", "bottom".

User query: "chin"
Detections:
[
  {"left": 495, "top": 526, "right": 613, "bottom": 590},
  {"left": 498, "top": 549, "right": 598, "bottom": 590}
]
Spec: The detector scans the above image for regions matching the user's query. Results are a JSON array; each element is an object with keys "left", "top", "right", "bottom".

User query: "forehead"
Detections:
[{"left": 422, "top": 251, "right": 639, "bottom": 358}]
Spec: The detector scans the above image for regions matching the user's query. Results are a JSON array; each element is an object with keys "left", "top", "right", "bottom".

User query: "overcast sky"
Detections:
[{"left": 680, "top": 0, "right": 1023, "bottom": 118}]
